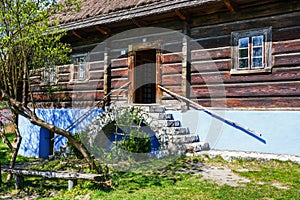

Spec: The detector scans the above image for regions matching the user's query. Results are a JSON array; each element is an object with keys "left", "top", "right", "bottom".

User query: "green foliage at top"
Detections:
[{"left": 0, "top": 0, "right": 74, "bottom": 101}]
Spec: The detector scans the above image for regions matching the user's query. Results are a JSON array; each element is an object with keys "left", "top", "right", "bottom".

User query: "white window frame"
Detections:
[
  {"left": 70, "top": 54, "right": 90, "bottom": 83},
  {"left": 231, "top": 27, "right": 272, "bottom": 74},
  {"left": 42, "top": 66, "right": 57, "bottom": 85}
]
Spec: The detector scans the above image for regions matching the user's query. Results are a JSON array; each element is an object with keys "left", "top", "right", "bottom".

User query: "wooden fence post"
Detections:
[{"left": 15, "top": 175, "right": 24, "bottom": 190}]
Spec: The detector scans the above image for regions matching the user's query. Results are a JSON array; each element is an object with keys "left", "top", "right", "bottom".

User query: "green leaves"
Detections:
[{"left": 0, "top": 0, "right": 73, "bottom": 100}]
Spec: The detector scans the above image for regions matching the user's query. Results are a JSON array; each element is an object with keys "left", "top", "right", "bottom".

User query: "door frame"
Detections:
[{"left": 128, "top": 41, "right": 162, "bottom": 104}]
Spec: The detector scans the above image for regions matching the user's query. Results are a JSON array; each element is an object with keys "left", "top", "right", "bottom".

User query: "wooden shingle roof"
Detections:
[{"left": 54, "top": 0, "right": 216, "bottom": 30}]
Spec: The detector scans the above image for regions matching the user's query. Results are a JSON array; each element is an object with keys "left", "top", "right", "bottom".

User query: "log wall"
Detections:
[
  {"left": 29, "top": 0, "right": 300, "bottom": 109},
  {"left": 188, "top": 7, "right": 300, "bottom": 109}
]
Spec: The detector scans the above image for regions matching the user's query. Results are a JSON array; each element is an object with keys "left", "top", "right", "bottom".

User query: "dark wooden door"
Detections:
[{"left": 134, "top": 50, "right": 156, "bottom": 103}]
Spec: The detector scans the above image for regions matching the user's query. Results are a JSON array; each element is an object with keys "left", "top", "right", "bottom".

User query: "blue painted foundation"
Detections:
[
  {"left": 19, "top": 108, "right": 300, "bottom": 158},
  {"left": 19, "top": 108, "right": 103, "bottom": 158},
  {"left": 169, "top": 110, "right": 300, "bottom": 156},
  {"left": 18, "top": 108, "right": 160, "bottom": 158}
]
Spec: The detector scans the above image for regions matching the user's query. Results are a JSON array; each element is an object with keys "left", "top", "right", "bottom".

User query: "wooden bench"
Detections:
[{"left": 1, "top": 168, "right": 104, "bottom": 191}]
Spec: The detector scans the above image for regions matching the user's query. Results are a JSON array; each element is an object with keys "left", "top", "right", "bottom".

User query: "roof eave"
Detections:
[{"left": 56, "top": 0, "right": 219, "bottom": 31}]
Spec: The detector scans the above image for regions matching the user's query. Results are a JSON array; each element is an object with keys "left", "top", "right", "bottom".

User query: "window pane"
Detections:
[
  {"left": 49, "top": 68, "right": 55, "bottom": 82},
  {"left": 239, "top": 37, "right": 249, "bottom": 48},
  {"left": 239, "top": 49, "right": 248, "bottom": 58},
  {"left": 252, "top": 57, "right": 263, "bottom": 68},
  {"left": 239, "top": 59, "right": 248, "bottom": 69},
  {"left": 253, "top": 47, "right": 263, "bottom": 57},
  {"left": 79, "top": 63, "right": 85, "bottom": 79},
  {"left": 252, "top": 36, "right": 263, "bottom": 47}
]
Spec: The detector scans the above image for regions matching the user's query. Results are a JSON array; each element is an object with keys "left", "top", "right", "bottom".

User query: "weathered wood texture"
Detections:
[
  {"left": 188, "top": 2, "right": 300, "bottom": 109},
  {"left": 29, "top": 0, "right": 300, "bottom": 109},
  {"left": 1, "top": 168, "right": 103, "bottom": 181}
]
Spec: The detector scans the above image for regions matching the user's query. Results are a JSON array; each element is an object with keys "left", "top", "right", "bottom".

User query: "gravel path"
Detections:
[{"left": 188, "top": 150, "right": 300, "bottom": 164}]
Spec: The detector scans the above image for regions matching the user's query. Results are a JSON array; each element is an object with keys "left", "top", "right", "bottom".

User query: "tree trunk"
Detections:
[
  {"left": 7, "top": 123, "right": 22, "bottom": 181},
  {"left": 1, "top": 90, "right": 103, "bottom": 175},
  {"left": 30, "top": 117, "right": 103, "bottom": 174}
]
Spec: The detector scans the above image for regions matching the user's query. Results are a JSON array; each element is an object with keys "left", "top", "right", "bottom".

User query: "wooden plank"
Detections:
[
  {"left": 156, "top": 50, "right": 163, "bottom": 104},
  {"left": 192, "top": 82, "right": 300, "bottom": 98},
  {"left": 181, "top": 30, "right": 190, "bottom": 99},
  {"left": 30, "top": 77, "right": 41, "bottom": 85},
  {"left": 161, "top": 53, "right": 182, "bottom": 64},
  {"left": 192, "top": 0, "right": 300, "bottom": 30},
  {"left": 191, "top": 47, "right": 231, "bottom": 61},
  {"left": 2, "top": 168, "right": 103, "bottom": 181},
  {"left": 194, "top": 97, "right": 300, "bottom": 109},
  {"left": 273, "top": 26, "right": 300, "bottom": 41},
  {"left": 89, "top": 62, "right": 104, "bottom": 71},
  {"left": 27, "top": 101, "right": 73, "bottom": 108},
  {"left": 162, "top": 64, "right": 182, "bottom": 74},
  {"left": 273, "top": 53, "right": 300, "bottom": 67},
  {"left": 32, "top": 91, "right": 105, "bottom": 102},
  {"left": 191, "top": 59, "right": 231, "bottom": 72},
  {"left": 194, "top": 36, "right": 230, "bottom": 49},
  {"left": 67, "top": 81, "right": 104, "bottom": 90},
  {"left": 223, "top": 0, "right": 236, "bottom": 14},
  {"left": 103, "top": 47, "right": 110, "bottom": 98},
  {"left": 57, "top": 74, "right": 70, "bottom": 83},
  {"left": 71, "top": 91, "right": 104, "bottom": 101},
  {"left": 273, "top": 39, "right": 300, "bottom": 55},
  {"left": 111, "top": 68, "right": 128, "bottom": 78},
  {"left": 111, "top": 79, "right": 129, "bottom": 89},
  {"left": 162, "top": 75, "right": 182, "bottom": 86},
  {"left": 89, "top": 71, "right": 104, "bottom": 80},
  {"left": 57, "top": 65, "right": 71, "bottom": 73},
  {"left": 111, "top": 58, "right": 128, "bottom": 68},
  {"left": 191, "top": 67, "right": 300, "bottom": 85},
  {"left": 192, "top": 13, "right": 300, "bottom": 41}
]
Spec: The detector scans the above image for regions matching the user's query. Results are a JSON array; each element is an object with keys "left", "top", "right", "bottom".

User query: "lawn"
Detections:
[
  {"left": 0, "top": 124, "right": 40, "bottom": 165},
  {"left": 1, "top": 153, "right": 299, "bottom": 200},
  {"left": 1, "top": 124, "right": 299, "bottom": 199}
]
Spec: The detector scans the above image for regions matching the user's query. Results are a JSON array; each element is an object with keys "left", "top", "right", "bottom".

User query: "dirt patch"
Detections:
[{"left": 200, "top": 165, "right": 250, "bottom": 186}]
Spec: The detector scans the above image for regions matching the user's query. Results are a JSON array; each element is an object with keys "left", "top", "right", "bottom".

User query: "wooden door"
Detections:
[{"left": 134, "top": 50, "right": 156, "bottom": 104}]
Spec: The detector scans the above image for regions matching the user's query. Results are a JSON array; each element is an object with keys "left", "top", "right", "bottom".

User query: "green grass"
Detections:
[
  {"left": 0, "top": 130, "right": 41, "bottom": 165},
  {"left": 1, "top": 155, "right": 299, "bottom": 200},
  {"left": 1, "top": 138, "right": 300, "bottom": 200}
]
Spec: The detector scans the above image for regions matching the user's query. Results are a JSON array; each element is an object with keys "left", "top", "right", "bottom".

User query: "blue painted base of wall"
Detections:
[
  {"left": 19, "top": 108, "right": 300, "bottom": 158},
  {"left": 169, "top": 110, "right": 300, "bottom": 156},
  {"left": 18, "top": 108, "right": 103, "bottom": 158},
  {"left": 18, "top": 108, "right": 161, "bottom": 158}
]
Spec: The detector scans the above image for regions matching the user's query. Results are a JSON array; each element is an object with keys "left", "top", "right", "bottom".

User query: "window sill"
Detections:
[
  {"left": 230, "top": 67, "right": 272, "bottom": 75},
  {"left": 69, "top": 79, "right": 89, "bottom": 85}
]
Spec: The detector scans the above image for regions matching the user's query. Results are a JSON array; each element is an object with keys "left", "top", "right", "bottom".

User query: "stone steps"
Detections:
[
  {"left": 141, "top": 105, "right": 210, "bottom": 154},
  {"left": 169, "top": 134, "right": 199, "bottom": 144},
  {"left": 161, "top": 127, "right": 190, "bottom": 135}
]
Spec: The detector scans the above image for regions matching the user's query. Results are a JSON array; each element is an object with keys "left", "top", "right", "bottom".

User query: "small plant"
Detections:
[
  {"left": 67, "top": 133, "right": 84, "bottom": 159},
  {"left": 118, "top": 129, "right": 151, "bottom": 153}
]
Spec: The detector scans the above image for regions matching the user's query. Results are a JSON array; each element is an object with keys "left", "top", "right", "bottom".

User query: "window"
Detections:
[
  {"left": 70, "top": 54, "right": 89, "bottom": 83},
  {"left": 231, "top": 28, "right": 272, "bottom": 74},
  {"left": 42, "top": 66, "right": 57, "bottom": 84}
]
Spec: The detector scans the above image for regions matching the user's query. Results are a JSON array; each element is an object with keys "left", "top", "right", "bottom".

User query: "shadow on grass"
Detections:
[{"left": 102, "top": 156, "right": 205, "bottom": 193}]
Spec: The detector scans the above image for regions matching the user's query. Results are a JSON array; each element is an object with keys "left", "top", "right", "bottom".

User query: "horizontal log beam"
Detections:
[
  {"left": 191, "top": 67, "right": 300, "bottom": 85},
  {"left": 193, "top": 97, "right": 300, "bottom": 109},
  {"left": 273, "top": 39, "right": 300, "bottom": 55},
  {"left": 1, "top": 168, "right": 103, "bottom": 181},
  {"left": 192, "top": 81, "right": 300, "bottom": 98}
]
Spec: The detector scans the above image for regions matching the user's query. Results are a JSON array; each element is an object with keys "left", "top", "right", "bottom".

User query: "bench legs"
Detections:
[
  {"left": 15, "top": 175, "right": 24, "bottom": 190},
  {"left": 68, "top": 179, "right": 77, "bottom": 191},
  {"left": 12, "top": 175, "right": 78, "bottom": 191}
]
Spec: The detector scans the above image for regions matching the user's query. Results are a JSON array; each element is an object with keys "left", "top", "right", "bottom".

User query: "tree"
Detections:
[{"left": 0, "top": 0, "right": 102, "bottom": 175}]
